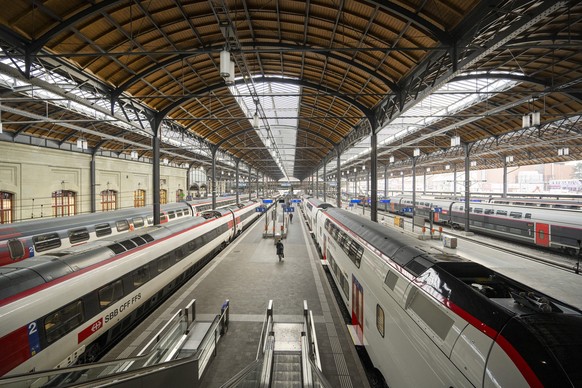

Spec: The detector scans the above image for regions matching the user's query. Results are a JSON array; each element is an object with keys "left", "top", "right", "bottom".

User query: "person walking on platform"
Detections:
[
  {"left": 289, "top": 213, "right": 293, "bottom": 224},
  {"left": 276, "top": 239, "right": 285, "bottom": 262}
]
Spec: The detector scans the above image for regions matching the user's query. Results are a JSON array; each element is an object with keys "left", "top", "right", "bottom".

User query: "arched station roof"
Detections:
[{"left": 0, "top": 1, "right": 581, "bottom": 180}]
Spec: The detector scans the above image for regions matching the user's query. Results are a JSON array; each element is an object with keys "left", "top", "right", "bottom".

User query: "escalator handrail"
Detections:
[
  {"left": 256, "top": 300, "right": 274, "bottom": 359},
  {"left": 301, "top": 334, "right": 313, "bottom": 388},
  {"left": 259, "top": 335, "right": 275, "bottom": 388}
]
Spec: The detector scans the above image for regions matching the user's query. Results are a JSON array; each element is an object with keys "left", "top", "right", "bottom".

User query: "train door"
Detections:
[
  {"left": 351, "top": 275, "right": 364, "bottom": 344},
  {"left": 323, "top": 235, "right": 327, "bottom": 260},
  {"left": 535, "top": 223, "right": 550, "bottom": 247}
]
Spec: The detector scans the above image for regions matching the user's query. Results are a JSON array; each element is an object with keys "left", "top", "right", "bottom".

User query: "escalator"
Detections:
[{"left": 222, "top": 300, "right": 332, "bottom": 388}]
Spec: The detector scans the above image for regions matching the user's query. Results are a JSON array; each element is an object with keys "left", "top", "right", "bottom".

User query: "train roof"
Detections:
[
  {"left": 305, "top": 197, "right": 334, "bottom": 209},
  {"left": 0, "top": 201, "right": 192, "bottom": 242}
]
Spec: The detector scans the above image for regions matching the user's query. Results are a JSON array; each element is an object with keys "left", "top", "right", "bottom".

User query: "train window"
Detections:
[
  {"left": 69, "top": 228, "right": 90, "bottom": 244},
  {"left": 44, "top": 300, "right": 84, "bottom": 344},
  {"left": 132, "top": 217, "right": 145, "bottom": 228},
  {"left": 525, "top": 213, "right": 532, "bottom": 219},
  {"left": 157, "top": 253, "right": 173, "bottom": 273},
  {"left": 407, "top": 289, "right": 453, "bottom": 341},
  {"left": 98, "top": 280, "right": 124, "bottom": 310},
  {"left": 33, "top": 233, "right": 61, "bottom": 252},
  {"left": 384, "top": 271, "right": 398, "bottom": 291},
  {"left": 484, "top": 209, "right": 494, "bottom": 215},
  {"left": 175, "top": 210, "right": 183, "bottom": 217},
  {"left": 147, "top": 216, "right": 154, "bottom": 225},
  {"left": 119, "top": 239, "right": 137, "bottom": 251},
  {"left": 348, "top": 241, "right": 363, "bottom": 268},
  {"left": 459, "top": 206, "right": 463, "bottom": 211},
  {"left": 116, "top": 220, "right": 130, "bottom": 232},
  {"left": 131, "top": 236, "right": 147, "bottom": 246},
  {"left": 510, "top": 212, "right": 522, "bottom": 219},
  {"left": 133, "top": 265, "right": 150, "bottom": 287},
  {"left": 474, "top": 208, "right": 483, "bottom": 214},
  {"left": 95, "top": 223, "right": 112, "bottom": 237},
  {"left": 108, "top": 243, "right": 127, "bottom": 254},
  {"left": 161, "top": 214, "right": 169, "bottom": 223},
  {"left": 376, "top": 305, "right": 385, "bottom": 338},
  {"left": 168, "top": 211, "right": 176, "bottom": 219},
  {"left": 7, "top": 239, "right": 25, "bottom": 260},
  {"left": 496, "top": 210, "right": 507, "bottom": 216},
  {"left": 142, "top": 234, "right": 154, "bottom": 243}
]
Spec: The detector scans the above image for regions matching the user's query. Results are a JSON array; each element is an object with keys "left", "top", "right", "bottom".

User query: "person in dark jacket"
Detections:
[{"left": 276, "top": 239, "right": 284, "bottom": 261}]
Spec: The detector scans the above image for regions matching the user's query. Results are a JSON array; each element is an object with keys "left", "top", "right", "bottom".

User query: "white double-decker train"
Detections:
[{"left": 303, "top": 196, "right": 582, "bottom": 387}]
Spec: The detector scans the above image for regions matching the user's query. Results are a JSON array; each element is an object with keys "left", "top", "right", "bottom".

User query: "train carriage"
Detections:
[
  {"left": 383, "top": 195, "right": 582, "bottom": 254},
  {"left": 317, "top": 207, "right": 582, "bottom": 387}
]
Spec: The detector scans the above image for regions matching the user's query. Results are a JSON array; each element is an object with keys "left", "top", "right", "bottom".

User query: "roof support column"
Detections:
[
  {"left": 336, "top": 147, "right": 341, "bottom": 208},
  {"left": 248, "top": 165, "right": 252, "bottom": 201},
  {"left": 412, "top": 156, "right": 417, "bottom": 230},
  {"left": 371, "top": 130, "right": 378, "bottom": 222},
  {"left": 315, "top": 168, "right": 319, "bottom": 198},
  {"left": 256, "top": 171, "right": 260, "bottom": 199},
  {"left": 453, "top": 165, "right": 458, "bottom": 197},
  {"left": 90, "top": 152, "right": 96, "bottom": 213},
  {"left": 503, "top": 156, "right": 508, "bottom": 197},
  {"left": 323, "top": 161, "right": 327, "bottom": 202},
  {"left": 210, "top": 146, "right": 217, "bottom": 210},
  {"left": 384, "top": 164, "right": 388, "bottom": 212},
  {"left": 463, "top": 143, "right": 472, "bottom": 232},
  {"left": 149, "top": 113, "right": 163, "bottom": 225},
  {"left": 235, "top": 159, "right": 240, "bottom": 205}
]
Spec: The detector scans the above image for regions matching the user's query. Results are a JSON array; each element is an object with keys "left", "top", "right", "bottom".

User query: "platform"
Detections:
[{"left": 103, "top": 205, "right": 370, "bottom": 388}]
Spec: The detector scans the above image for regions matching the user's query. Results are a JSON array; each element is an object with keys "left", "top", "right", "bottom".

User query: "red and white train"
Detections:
[
  {"left": 302, "top": 197, "right": 582, "bottom": 387},
  {"left": 0, "top": 200, "right": 262, "bottom": 378},
  {"left": 0, "top": 195, "right": 244, "bottom": 266},
  {"left": 385, "top": 195, "right": 582, "bottom": 255}
]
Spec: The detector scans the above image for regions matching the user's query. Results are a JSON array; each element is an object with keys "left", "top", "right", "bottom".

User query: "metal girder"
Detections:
[
  {"left": 369, "top": 1, "right": 452, "bottom": 45},
  {"left": 373, "top": 1, "right": 568, "bottom": 130},
  {"left": 387, "top": 115, "right": 582, "bottom": 172}
]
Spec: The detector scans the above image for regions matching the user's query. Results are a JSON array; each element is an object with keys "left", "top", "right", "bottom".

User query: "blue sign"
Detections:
[
  {"left": 27, "top": 321, "right": 41, "bottom": 356},
  {"left": 284, "top": 207, "right": 295, "bottom": 212},
  {"left": 262, "top": 199, "right": 273, "bottom": 204},
  {"left": 256, "top": 207, "right": 266, "bottom": 212},
  {"left": 350, "top": 199, "right": 361, "bottom": 203},
  {"left": 401, "top": 207, "right": 413, "bottom": 212},
  {"left": 291, "top": 199, "right": 302, "bottom": 203},
  {"left": 380, "top": 199, "right": 391, "bottom": 203},
  {"left": 433, "top": 207, "right": 442, "bottom": 213}
]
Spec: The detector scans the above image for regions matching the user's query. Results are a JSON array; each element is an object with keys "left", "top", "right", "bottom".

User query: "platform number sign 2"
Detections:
[{"left": 27, "top": 321, "right": 41, "bottom": 355}]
